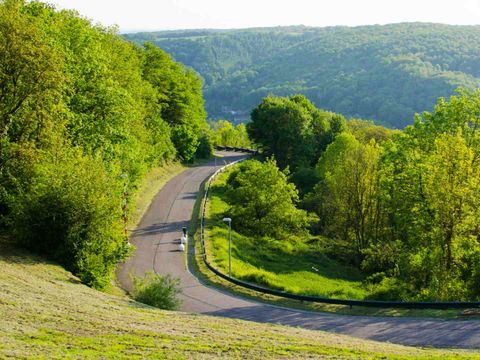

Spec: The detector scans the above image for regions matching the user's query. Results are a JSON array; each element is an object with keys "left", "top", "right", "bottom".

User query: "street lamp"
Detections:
[{"left": 222, "top": 217, "right": 232, "bottom": 277}]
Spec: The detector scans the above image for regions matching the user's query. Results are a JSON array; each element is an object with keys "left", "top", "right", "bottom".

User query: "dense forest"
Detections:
[
  {"left": 218, "top": 91, "right": 480, "bottom": 301},
  {"left": 0, "top": 0, "right": 211, "bottom": 289},
  {"left": 126, "top": 24, "right": 480, "bottom": 128}
]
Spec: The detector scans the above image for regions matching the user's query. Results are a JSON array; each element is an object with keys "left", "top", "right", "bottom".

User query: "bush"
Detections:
[
  {"left": 12, "top": 151, "right": 127, "bottom": 289},
  {"left": 172, "top": 125, "right": 200, "bottom": 162},
  {"left": 195, "top": 131, "right": 214, "bottom": 159},
  {"left": 365, "top": 277, "right": 411, "bottom": 301},
  {"left": 132, "top": 272, "right": 182, "bottom": 310}
]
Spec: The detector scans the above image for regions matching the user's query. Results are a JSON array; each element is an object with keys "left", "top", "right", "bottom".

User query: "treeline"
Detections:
[
  {"left": 126, "top": 24, "right": 480, "bottom": 128},
  {"left": 245, "top": 92, "right": 480, "bottom": 301},
  {"left": 0, "top": 0, "right": 211, "bottom": 288},
  {"left": 209, "top": 120, "right": 251, "bottom": 149}
]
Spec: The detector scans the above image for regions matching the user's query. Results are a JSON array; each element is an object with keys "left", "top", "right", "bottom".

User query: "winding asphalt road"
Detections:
[{"left": 117, "top": 151, "right": 480, "bottom": 349}]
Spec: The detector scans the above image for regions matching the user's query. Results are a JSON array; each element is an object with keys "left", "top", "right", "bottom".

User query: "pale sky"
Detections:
[{"left": 51, "top": 0, "right": 480, "bottom": 32}]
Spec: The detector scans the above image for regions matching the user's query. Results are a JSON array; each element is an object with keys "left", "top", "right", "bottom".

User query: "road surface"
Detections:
[{"left": 117, "top": 151, "right": 480, "bottom": 349}]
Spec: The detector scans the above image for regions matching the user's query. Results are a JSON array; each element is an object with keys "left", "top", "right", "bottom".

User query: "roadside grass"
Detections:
[
  {"left": 129, "top": 162, "right": 186, "bottom": 230},
  {"left": 197, "top": 165, "right": 480, "bottom": 319},
  {"left": 1, "top": 244, "right": 479, "bottom": 359}
]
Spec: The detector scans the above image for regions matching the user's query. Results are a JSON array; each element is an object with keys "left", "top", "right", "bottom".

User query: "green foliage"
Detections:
[
  {"left": 208, "top": 90, "right": 480, "bottom": 301},
  {"left": 317, "top": 136, "right": 381, "bottom": 262},
  {"left": 288, "top": 167, "right": 320, "bottom": 197},
  {"left": 210, "top": 120, "right": 251, "bottom": 148},
  {"left": 249, "top": 95, "right": 315, "bottom": 170},
  {"left": 0, "top": 1, "right": 209, "bottom": 288},
  {"left": 12, "top": 150, "right": 127, "bottom": 289},
  {"left": 311, "top": 90, "right": 480, "bottom": 300},
  {"left": 0, "top": 0, "right": 64, "bottom": 175},
  {"left": 126, "top": 24, "right": 480, "bottom": 128},
  {"left": 316, "top": 133, "right": 358, "bottom": 178},
  {"left": 225, "top": 158, "right": 307, "bottom": 238},
  {"left": 142, "top": 42, "right": 208, "bottom": 161},
  {"left": 171, "top": 124, "right": 199, "bottom": 161},
  {"left": 248, "top": 95, "right": 344, "bottom": 171},
  {"left": 347, "top": 119, "right": 400, "bottom": 144},
  {"left": 194, "top": 130, "right": 214, "bottom": 159},
  {"left": 132, "top": 272, "right": 182, "bottom": 310}
]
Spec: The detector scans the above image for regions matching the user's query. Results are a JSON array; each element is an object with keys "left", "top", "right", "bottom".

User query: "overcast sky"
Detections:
[{"left": 51, "top": 0, "right": 480, "bottom": 32}]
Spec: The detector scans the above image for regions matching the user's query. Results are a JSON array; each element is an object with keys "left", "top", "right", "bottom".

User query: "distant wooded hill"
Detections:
[{"left": 126, "top": 23, "right": 480, "bottom": 128}]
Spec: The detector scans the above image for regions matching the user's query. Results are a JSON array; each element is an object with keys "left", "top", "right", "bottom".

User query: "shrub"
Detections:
[
  {"left": 12, "top": 151, "right": 127, "bottom": 289},
  {"left": 132, "top": 272, "right": 182, "bottom": 310},
  {"left": 195, "top": 131, "right": 214, "bottom": 159},
  {"left": 365, "top": 277, "right": 411, "bottom": 301},
  {"left": 172, "top": 125, "right": 199, "bottom": 162}
]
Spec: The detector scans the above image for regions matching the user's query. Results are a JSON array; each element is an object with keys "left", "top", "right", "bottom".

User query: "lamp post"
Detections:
[{"left": 222, "top": 217, "right": 232, "bottom": 277}]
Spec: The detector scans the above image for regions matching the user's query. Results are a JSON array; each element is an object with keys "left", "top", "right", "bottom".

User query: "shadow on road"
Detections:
[{"left": 132, "top": 220, "right": 188, "bottom": 237}]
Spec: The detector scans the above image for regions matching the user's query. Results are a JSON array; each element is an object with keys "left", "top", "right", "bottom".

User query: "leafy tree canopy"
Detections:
[
  {"left": 225, "top": 158, "right": 308, "bottom": 239},
  {"left": 0, "top": 0, "right": 211, "bottom": 288}
]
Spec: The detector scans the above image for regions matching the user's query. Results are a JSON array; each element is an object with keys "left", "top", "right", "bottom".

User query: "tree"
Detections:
[
  {"left": 225, "top": 158, "right": 307, "bottom": 238},
  {"left": 424, "top": 133, "right": 479, "bottom": 270},
  {"left": 248, "top": 95, "right": 317, "bottom": 170},
  {"left": 316, "top": 134, "right": 381, "bottom": 262},
  {"left": 127, "top": 23, "right": 480, "bottom": 128},
  {"left": 347, "top": 119, "right": 399, "bottom": 144},
  {"left": 365, "top": 91, "right": 480, "bottom": 299},
  {"left": 142, "top": 42, "right": 208, "bottom": 160},
  {"left": 12, "top": 150, "right": 127, "bottom": 289},
  {"left": 171, "top": 124, "right": 199, "bottom": 162},
  {"left": 316, "top": 133, "right": 358, "bottom": 179},
  {"left": 210, "top": 120, "right": 252, "bottom": 148},
  {"left": 194, "top": 130, "right": 214, "bottom": 159},
  {"left": 0, "top": 1, "right": 212, "bottom": 290},
  {"left": 235, "top": 123, "right": 251, "bottom": 148},
  {"left": 386, "top": 131, "right": 480, "bottom": 300},
  {"left": 211, "top": 120, "right": 236, "bottom": 147},
  {"left": 0, "top": 0, "right": 63, "bottom": 170}
]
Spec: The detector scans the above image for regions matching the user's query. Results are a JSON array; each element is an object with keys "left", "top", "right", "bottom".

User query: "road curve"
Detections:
[{"left": 117, "top": 151, "right": 480, "bottom": 349}]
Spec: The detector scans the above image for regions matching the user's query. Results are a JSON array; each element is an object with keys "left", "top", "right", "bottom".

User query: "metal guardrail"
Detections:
[{"left": 199, "top": 157, "right": 480, "bottom": 309}]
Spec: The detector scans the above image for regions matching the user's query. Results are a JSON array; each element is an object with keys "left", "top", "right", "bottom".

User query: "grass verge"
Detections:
[
  {"left": 1, "top": 244, "right": 479, "bottom": 359},
  {"left": 129, "top": 162, "right": 186, "bottom": 230}
]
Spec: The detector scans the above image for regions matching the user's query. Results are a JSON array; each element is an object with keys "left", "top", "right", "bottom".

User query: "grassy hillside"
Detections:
[
  {"left": 1, "top": 245, "right": 480, "bottom": 359},
  {"left": 126, "top": 23, "right": 480, "bottom": 128}
]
